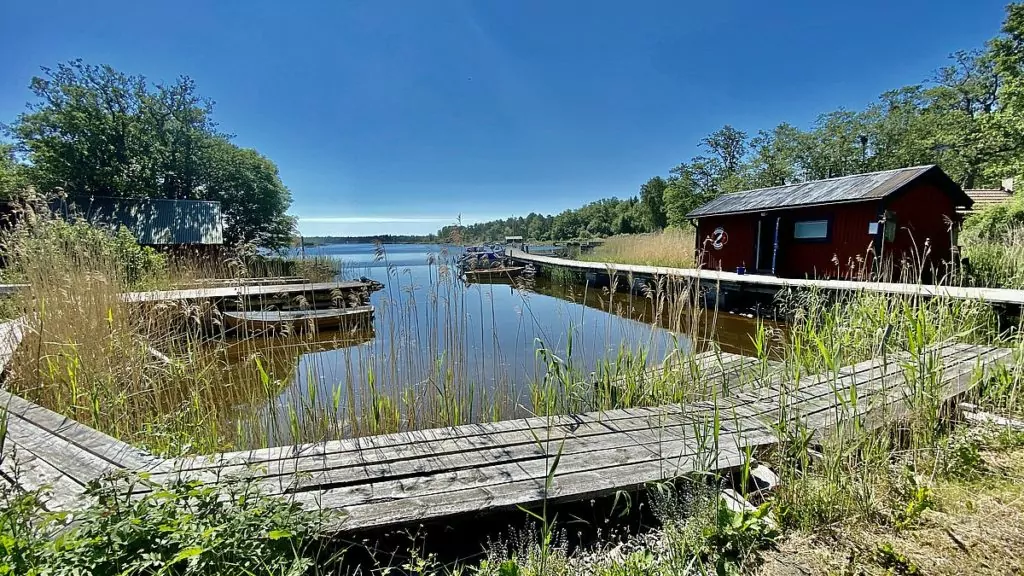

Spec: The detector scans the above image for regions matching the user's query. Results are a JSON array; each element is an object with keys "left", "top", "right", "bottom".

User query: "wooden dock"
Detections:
[
  {"left": 508, "top": 248, "right": 1024, "bottom": 306},
  {"left": 124, "top": 280, "right": 377, "bottom": 305},
  {"left": 1, "top": 331, "right": 1013, "bottom": 532}
]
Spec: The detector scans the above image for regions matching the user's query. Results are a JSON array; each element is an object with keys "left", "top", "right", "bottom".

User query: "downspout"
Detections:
[{"left": 771, "top": 216, "right": 781, "bottom": 276}]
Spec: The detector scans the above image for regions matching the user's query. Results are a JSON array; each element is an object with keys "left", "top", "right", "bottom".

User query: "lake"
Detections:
[{"left": 227, "top": 243, "right": 769, "bottom": 445}]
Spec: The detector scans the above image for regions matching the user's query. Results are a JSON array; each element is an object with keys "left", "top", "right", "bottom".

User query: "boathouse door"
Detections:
[{"left": 754, "top": 216, "right": 780, "bottom": 275}]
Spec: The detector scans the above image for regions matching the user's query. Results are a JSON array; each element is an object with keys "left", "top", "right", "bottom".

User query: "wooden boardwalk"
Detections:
[
  {"left": 1, "top": 335, "right": 1013, "bottom": 532},
  {"left": 509, "top": 248, "right": 1024, "bottom": 305}
]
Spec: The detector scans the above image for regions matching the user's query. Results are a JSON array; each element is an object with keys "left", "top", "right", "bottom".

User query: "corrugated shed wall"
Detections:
[{"left": 54, "top": 196, "right": 224, "bottom": 245}]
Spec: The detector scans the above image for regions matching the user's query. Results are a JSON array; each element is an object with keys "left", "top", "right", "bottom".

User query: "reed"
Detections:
[
  {"left": 961, "top": 223, "right": 1024, "bottom": 289},
  {"left": 579, "top": 228, "right": 696, "bottom": 268}
]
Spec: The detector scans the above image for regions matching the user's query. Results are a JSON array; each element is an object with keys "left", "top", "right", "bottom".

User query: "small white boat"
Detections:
[{"left": 223, "top": 306, "right": 374, "bottom": 333}]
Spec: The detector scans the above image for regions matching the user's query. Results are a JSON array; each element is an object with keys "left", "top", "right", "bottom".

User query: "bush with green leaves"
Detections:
[
  {"left": 962, "top": 193, "right": 1024, "bottom": 242},
  {"left": 0, "top": 473, "right": 333, "bottom": 576}
]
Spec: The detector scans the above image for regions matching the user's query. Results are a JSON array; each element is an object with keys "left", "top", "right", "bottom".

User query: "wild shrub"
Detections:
[
  {"left": 1, "top": 207, "right": 166, "bottom": 289},
  {"left": 0, "top": 473, "right": 332, "bottom": 576}
]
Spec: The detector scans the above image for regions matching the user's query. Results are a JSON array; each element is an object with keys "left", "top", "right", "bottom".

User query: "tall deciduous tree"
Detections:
[
  {"left": 639, "top": 176, "right": 668, "bottom": 230},
  {"left": 8, "top": 60, "right": 294, "bottom": 248},
  {"left": 203, "top": 137, "right": 295, "bottom": 248}
]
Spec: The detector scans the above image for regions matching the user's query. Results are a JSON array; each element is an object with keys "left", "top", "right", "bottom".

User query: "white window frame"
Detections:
[{"left": 793, "top": 219, "right": 829, "bottom": 240}]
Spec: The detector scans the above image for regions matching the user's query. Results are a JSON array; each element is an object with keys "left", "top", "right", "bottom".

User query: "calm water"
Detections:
[{"left": 232, "top": 243, "right": 768, "bottom": 443}]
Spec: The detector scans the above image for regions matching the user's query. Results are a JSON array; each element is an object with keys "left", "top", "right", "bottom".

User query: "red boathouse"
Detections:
[{"left": 686, "top": 165, "right": 973, "bottom": 280}]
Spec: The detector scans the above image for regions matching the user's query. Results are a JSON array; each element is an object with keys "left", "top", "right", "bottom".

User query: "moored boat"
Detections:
[
  {"left": 223, "top": 306, "right": 374, "bottom": 334},
  {"left": 462, "top": 265, "right": 527, "bottom": 278}
]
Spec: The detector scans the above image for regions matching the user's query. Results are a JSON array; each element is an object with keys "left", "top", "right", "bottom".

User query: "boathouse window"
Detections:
[{"left": 793, "top": 219, "right": 829, "bottom": 240}]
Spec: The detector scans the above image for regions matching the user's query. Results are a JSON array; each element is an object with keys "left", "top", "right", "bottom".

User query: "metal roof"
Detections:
[
  {"left": 55, "top": 196, "right": 224, "bottom": 245},
  {"left": 686, "top": 165, "right": 972, "bottom": 218}
]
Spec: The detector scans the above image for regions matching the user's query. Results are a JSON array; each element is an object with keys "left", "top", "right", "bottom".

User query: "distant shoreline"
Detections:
[{"left": 296, "top": 235, "right": 441, "bottom": 247}]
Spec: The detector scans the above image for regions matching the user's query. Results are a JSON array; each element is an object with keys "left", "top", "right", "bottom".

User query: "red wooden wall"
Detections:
[
  {"left": 882, "top": 182, "right": 959, "bottom": 281},
  {"left": 695, "top": 213, "right": 757, "bottom": 272}
]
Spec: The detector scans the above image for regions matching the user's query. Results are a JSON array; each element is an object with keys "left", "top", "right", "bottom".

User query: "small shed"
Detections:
[
  {"left": 54, "top": 196, "right": 224, "bottom": 247},
  {"left": 504, "top": 235, "right": 524, "bottom": 245},
  {"left": 686, "top": 165, "right": 972, "bottom": 280}
]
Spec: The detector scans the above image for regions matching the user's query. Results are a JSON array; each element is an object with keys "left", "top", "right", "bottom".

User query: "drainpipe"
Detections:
[{"left": 771, "top": 217, "right": 780, "bottom": 276}]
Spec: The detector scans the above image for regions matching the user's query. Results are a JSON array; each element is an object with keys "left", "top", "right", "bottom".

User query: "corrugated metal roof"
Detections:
[
  {"left": 686, "top": 165, "right": 970, "bottom": 218},
  {"left": 964, "top": 189, "right": 1013, "bottom": 207},
  {"left": 55, "top": 196, "right": 223, "bottom": 245}
]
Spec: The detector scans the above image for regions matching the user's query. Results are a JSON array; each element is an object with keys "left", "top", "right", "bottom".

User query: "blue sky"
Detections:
[{"left": 0, "top": 0, "right": 1011, "bottom": 236}]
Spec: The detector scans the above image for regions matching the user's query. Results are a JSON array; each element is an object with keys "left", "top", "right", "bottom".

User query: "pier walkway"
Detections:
[
  {"left": 1, "top": 314, "right": 1012, "bottom": 532},
  {"left": 508, "top": 248, "right": 1024, "bottom": 306}
]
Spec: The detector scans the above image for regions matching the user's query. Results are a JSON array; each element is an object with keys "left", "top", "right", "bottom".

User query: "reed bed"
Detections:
[
  {"left": 961, "top": 223, "right": 1024, "bottom": 289},
  {"left": 579, "top": 228, "right": 696, "bottom": 268}
]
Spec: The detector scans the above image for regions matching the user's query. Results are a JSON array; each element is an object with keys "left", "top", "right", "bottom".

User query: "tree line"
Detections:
[
  {"left": 299, "top": 234, "right": 440, "bottom": 246},
  {"left": 0, "top": 60, "right": 294, "bottom": 248},
  {"left": 443, "top": 3, "right": 1024, "bottom": 244}
]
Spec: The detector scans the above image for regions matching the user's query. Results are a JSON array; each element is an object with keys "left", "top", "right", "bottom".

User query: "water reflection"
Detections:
[
  {"left": 214, "top": 243, "right": 779, "bottom": 445},
  {"left": 464, "top": 272, "right": 776, "bottom": 357}
]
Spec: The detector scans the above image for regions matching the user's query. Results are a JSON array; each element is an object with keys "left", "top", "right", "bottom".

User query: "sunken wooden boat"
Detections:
[
  {"left": 461, "top": 266, "right": 528, "bottom": 279},
  {"left": 223, "top": 305, "right": 374, "bottom": 334}
]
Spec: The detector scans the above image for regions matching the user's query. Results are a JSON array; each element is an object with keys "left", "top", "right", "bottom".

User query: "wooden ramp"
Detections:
[{"left": 0, "top": 341, "right": 1014, "bottom": 534}]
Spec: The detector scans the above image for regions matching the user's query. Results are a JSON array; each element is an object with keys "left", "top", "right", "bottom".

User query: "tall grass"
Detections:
[
  {"left": 579, "top": 228, "right": 696, "bottom": 268},
  {"left": 961, "top": 223, "right": 1024, "bottom": 289}
]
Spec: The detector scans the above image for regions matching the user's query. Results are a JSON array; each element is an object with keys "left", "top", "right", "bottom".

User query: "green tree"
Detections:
[
  {"left": 639, "top": 176, "right": 668, "bottom": 230},
  {"left": 8, "top": 60, "right": 295, "bottom": 248},
  {"left": 0, "top": 143, "right": 30, "bottom": 199},
  {"left": 747, "top": 123, "right": 803, "bottom": 188},
  {"left": 701, "top": 125, "right": 748, "bottom": 176},
  {"left": 204, "top": 137, "right": 295, "bottom": 248}
]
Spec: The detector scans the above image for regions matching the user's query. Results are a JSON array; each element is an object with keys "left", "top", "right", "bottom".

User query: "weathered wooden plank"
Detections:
[
  {"left": 3, "top": 334, "right": 1011, "bottom": 538},
  {"left": 0, "top": 442, "right": 84, "bottom": 511},
  {"left": 0, "top": 317, "right": 26, "bottom": 376},
  {"left": 157, "top": 355, "right": 881, "bottom": 490},
  {"left": 124, "top": 280, "right": 374, "bottom": 303},
  {"left": 149, "top": 398, "right": 765, "bottom": 490},
  {"left": 305, "top": 441, "right": 756, "bottom": 531},
  {"left": 161, "top": 352, "right": 772, "bottom": 474},
  {"left": 237, "top": 340, "right": 950, "bottom": 498},
  {"left": 0, "top": 390, "right": 158, "bottom": 470},
  {"left": 684, "top": 341, "right": 977, "bottom": 439},
  {"left": 1, "top": 413, "right": 122, "bottom": 486},
  {"left": 810, "top": 347, "right": 1014, "bottom": 437},
  {"left": 761, "top": 344, "right": 1004, "bottom": 437}
]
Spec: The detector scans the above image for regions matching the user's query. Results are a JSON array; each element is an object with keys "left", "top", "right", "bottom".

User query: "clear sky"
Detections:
[{"left": 0, "top": 0, "right": 1012, "bottom": 236}]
